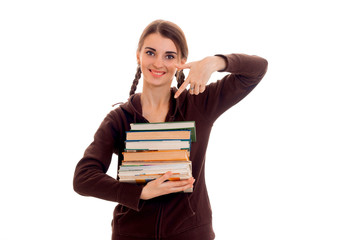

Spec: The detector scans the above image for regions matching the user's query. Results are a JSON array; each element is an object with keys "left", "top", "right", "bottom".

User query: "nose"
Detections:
[{"left": 153, "top": 55, "right": 164, "bottom": 69}]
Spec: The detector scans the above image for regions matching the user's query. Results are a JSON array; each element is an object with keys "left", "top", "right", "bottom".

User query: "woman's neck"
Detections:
[
  {"left": 140, "top": 83, "right": 172, "bottom": 122},
  {"left": 141, "top": 85, "right": 171, "bottom": 107}
]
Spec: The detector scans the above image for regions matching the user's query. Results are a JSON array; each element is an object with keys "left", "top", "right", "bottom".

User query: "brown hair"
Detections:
[{"left": 129, "top": 20, "right": 188, "bottom": 96}]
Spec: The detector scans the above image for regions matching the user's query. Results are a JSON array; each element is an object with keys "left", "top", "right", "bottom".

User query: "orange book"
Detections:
[
  {"left": 122, "top": 150, "right": 189, "bottom": 162},
  {"left": 126, "top": 130, "right": 191, "bottom": 141}
]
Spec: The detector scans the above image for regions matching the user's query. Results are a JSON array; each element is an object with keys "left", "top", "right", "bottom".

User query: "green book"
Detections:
[{"left": 130, "top": 121, "right": 196, "bottom": 142}]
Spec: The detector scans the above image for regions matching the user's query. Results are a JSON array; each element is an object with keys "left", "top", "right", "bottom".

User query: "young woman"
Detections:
[{"left": 73, "top": 20, "right": 268, "bottom": 240}]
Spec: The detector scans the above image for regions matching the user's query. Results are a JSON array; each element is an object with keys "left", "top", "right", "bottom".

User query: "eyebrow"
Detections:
[{"left": 145, "top": 47, "right": 177, "bottom": 55}]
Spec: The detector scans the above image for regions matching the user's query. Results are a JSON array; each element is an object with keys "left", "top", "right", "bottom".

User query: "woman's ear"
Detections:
[
  {"left": 136, "top": 51, "right": 140, "bottom": 65},
  {"left": 181, "top": 58, "right": 187, "bottom": 65}
]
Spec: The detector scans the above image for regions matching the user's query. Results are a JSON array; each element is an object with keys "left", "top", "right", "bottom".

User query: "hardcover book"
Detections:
[
  {"left": 126, "top": 130, "right": 191, "bottom": 141},
  {"left": 125, "top": 139, "right": 191, "bottom": 152},
  {"left": 129, "top": 121, "right": 196, "bottom": 142}
]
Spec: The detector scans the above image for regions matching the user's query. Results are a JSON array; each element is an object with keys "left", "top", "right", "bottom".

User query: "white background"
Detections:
[{"left": 1, "top": 0, "right": 359, "bottom": 239}]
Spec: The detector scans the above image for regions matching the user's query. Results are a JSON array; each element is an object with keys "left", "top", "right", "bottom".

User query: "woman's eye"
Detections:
[
  {"left": 146, "top": 51, "right": 155, "bottom": 56},
  {"left": 166, "top": 55, "right": 175, "bottom": 60}
]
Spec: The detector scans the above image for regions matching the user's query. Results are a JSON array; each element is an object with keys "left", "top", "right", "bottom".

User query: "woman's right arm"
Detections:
[
  {"left": 73, "top": 110, "right": 144, "bottom": 211},
  {"left": 73, "top": 110, "right": 194, "bottom": 205}
]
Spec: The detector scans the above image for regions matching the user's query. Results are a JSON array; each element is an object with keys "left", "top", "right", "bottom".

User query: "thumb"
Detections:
[{"left": 175, "top": 62, "right": 191, "bottom": 70}]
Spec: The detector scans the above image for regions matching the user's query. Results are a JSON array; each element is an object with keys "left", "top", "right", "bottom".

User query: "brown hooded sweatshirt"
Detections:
[{"left": 73, "top": 53, "right": 268, "bottom": 240}]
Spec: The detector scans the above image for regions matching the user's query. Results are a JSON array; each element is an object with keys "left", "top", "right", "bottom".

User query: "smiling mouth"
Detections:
[{"left": 149, "top": 69, "right": 166, "bottom": 77}]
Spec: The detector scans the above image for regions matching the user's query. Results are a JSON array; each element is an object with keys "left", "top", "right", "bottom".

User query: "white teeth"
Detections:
[{"left": 151, "top": 70, "right": 164, "bottom": 75}]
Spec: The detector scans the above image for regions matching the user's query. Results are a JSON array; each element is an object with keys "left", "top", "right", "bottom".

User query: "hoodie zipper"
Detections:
[{"left": 155, "top": 202, "right": 163, "bottom": 240}]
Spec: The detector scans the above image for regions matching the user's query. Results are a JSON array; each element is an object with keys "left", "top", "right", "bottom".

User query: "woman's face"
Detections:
[{"left": 137, "top": 33, "right": 185, "bottom": 88}]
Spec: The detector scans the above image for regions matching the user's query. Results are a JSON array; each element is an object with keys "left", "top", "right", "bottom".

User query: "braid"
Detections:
[
  {"left": 176, "top": 70, "right": 185, "bottom": 89},
  {"left": 129, "top": 65, "right": 142, "bottom": 96}
]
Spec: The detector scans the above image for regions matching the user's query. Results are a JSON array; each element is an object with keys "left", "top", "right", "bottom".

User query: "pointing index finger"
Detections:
[
  {"left": 174, "top": 63, "right": 192, "bottom": 99},
  {"left": 174, "top": 78, "right": 190, "bottom": 98}
]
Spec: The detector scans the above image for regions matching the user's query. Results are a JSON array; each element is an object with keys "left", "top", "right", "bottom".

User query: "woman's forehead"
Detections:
[{"left": 142, "top": 33, "right": 177, "bottom": 53}]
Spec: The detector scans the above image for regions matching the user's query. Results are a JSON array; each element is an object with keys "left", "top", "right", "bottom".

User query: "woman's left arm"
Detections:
[
  {"left": 175, "top": 53, "right": 268, "bottom": 121},
  {"left": 175, "top": 53, "right": 268, "bottom": 98}
]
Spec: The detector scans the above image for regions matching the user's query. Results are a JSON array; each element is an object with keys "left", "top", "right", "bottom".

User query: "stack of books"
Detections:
[{"left": 118, "top": 121, "right": 196, "bottom": 192}]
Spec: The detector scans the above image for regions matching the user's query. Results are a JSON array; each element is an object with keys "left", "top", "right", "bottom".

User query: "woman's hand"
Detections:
[
  {"left": 174, "top": 56, "right": 226, "bottom": 98},
  {"left": 140, "top": 171, "right": 195, "bottom": 200}
]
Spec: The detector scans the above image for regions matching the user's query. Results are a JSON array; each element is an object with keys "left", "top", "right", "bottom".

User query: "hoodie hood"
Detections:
[{"left": 118, "top": 87, "right": 187, "bottom": 123}]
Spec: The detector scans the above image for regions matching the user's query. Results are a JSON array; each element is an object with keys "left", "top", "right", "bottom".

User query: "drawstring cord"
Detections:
[
  {"left": 169, "top": 96, "right": 185, "bottom": 121},
  {"left": 111, "top": 102, "right": 124, "bottom": 107}
]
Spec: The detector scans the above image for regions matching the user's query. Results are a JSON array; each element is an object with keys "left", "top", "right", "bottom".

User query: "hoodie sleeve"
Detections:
[
  {"left": 73, "top": 109, "right": 144, "bottom": 211},
  {"left": 190, "top": 53, "right": 268, "bottom": 122}
]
